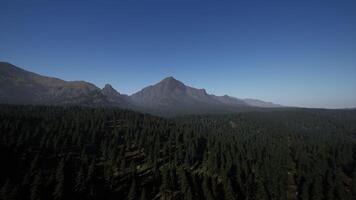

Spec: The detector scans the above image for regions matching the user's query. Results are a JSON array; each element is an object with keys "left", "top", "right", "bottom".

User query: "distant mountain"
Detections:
[
  {"left": 211, "top": 95, "right": 281, "bottom": 108},
  {"left": 129, "top": 77, "right": 281, "bottom": 115},
  {"left": 0, "top": 62, "right": 109, "bottom": 106},
  {"left": 211, "top": 95, "right": 248, "bottom": 106},
  {"left": 130, "top": 77, "right": 221, "bottom": 106},
  {"left": 0, "top": 62, "right": 282, "bottom": 115},
  {"left": 130, "top": 77, "right": 236, "bottom": 114},
  {"left": 101, "top": 84, "right": 133, "bottom": 108},
  {"left": 243, "top": 98, "right": 281, "bottom": 108}
]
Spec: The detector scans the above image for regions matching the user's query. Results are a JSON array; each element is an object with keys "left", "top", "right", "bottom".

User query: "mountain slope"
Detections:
[
  {"left": 0, "top": 62, "right": 282, "bottom": 115},
  {"left": 130, "top": 77, "right": 221, "bottom": 106},
  {"left": 129, "top": 77, "right": 256, "bottom": 115},
  {"left": 243, "top": 98, "right": 281, "bottom": 108},
  {"left": 0, "top": 62, "right": 109, "bottom": 106},
  {"left": 101, "top": 84, "right": 133, "bottom": 108},
  {"left": 211, "top": 95, "right": 248, "bottom": 106}
]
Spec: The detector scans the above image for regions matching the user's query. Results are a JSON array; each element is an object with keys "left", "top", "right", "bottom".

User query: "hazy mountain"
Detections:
[
  {"left": 101, "top": 84, "right": 133, "bottom": 108},
  {"left": 211, "top": 95, "right": 248, "bottom": 106},
  {"left": 130, "top": 77, "right": 230, "bottom": 114},
  {"left": 129, "top": 77, "right": 281, "bottom": 113},
  {"left": 212, "top": 95, "right": 281, "bottom": 108},
  {"left": 243, "top": 98, "right": 281, "bottom": 108},
  {"left": 130, "top": 77, "right": 221, "bottom": 106},
  {"left": 0, "top": 62, "right": 109, "bottom": 106},
  {"left": 0, "top": 62, "right": 282, "bottom": 115},
  {"left": 130, "top": 77, "right": 259, "bottom": 115}
]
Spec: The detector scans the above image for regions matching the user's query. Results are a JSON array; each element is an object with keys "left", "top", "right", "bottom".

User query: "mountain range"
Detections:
[{"left": 0, "top": 62, "right": 281, "bottom": 115}]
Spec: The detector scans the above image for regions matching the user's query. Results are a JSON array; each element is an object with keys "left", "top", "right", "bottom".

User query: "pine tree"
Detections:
[
  {"left": 0, "top": 180, "right": 10, "bottom": 200},
  {"left": 222, "top": 178, "right": 236, "bottom": 200},
  {"left": 300, "top": 181, "right": 310, "bottom": 200},
  {"left": 255, "top": 178, "right": 266, "bottom": 200},
  {"left": 310, "top": 178, "right": 323, "bottom": 200},
  {"left": 30, "top": 154, "right": 40, "bottom": 175},
  {"left": 87, "top": 158, "right": 95, "bottom": 183},
  {"left": 128, "top": 179, "right": 137, "bottom": 200},
  {"left": 75, "top": 165, "right": 86, "bottom": 194},
  {"left": 53, "top": 159, "right": 65, "bottom": 200},
  {"left": 334, "top": 169, "right": 346, "bottom": 200},
  {"left": 30, "top": 171, "right": 42, "bottom": 200},
  {"left": 177, "top": 168, "right": 193, "bottom": 200},
  {"left": 160, "top": 167, "right": 170, "bottom": 192},
  {"left": 140, "top": 187, "right": 147, "bottom": 200},
  {"left": 202, "top": 175, "right": 214, "bottom": 200},
  {"left": 351, "top": 166, "right": 356, "bottom": 199}
]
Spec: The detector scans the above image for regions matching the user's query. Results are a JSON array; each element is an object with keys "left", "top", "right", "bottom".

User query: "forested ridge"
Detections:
[{"left": 0, "top": 105, "right": 355, "bottom": 200}]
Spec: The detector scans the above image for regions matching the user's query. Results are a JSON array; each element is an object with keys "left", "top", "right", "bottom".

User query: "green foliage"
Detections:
[
  {"left": 0, "top": 105, "right": 355, "bottom": 199},
  {"left": 31, "top": 171, "right": 42, "bottom": 200},
  {"left": 128, "top": 179, "right": 137, "bottom": 200},
  {"left": 53, "top": 159, "right": 65, "bottom": 200}
]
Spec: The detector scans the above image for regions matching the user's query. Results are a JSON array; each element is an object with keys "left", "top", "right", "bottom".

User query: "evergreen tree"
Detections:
[
  {"left": 128, "top": 179, "right": 137, "bottom": 200},
  {"left": 75, "top": 165, "right": 86, "bottom": 194},
  {"left": 222, "top": 178, "right": 236, "bottom": 200},
  {"left": 351, "top": 167, "right": 356, "bottom": 199},
  {"left": 30, "top": 171, "right": 42, "bottom": 200},
  {"left": 53, "top": 159, "right": 65, "bottom": 200},
  {"left": 140, "top": 187, "right": 147, "bottom": 200},
  {"left": 0, "top": 180, "right": 10, "bottom": 200},
  {"left": 202, "top": 175, "right": 214, "bottom": 200}
]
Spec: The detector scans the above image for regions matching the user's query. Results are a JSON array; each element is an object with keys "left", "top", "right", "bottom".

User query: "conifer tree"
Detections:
[
  {"left": 30, "top": 171, "right": 42, "bottom": 200},
  {"left": 53, "top": 159, "right": 65, "bottom": 200},
  {"left": 128, "top": 179, "right": 137, "bottom": 200}
]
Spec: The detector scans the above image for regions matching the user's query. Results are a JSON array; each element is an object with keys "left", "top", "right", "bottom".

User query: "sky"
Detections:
[{"left": 1, "top": 0, "right": 355, "bottom": 108}]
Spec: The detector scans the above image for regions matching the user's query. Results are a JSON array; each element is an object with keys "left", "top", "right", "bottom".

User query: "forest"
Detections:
[{"left": 0, "top": 105, "right": 355, "bottom": 200}]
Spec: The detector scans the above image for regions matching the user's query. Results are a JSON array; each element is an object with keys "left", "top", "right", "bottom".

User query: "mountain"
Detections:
[
  {"left": 0, "top": 62, "right": 282, "bottom": 115},
  {"left": 0, "top": 62, "right": 109, "bottom": 106},
  {"left": 101, "top": 84, "right": 133, "bottom": 108},
  {"left": 243, "top": 98, "right": 281, "bottom": 108},
  {"left": 130, "top": 77, "right": 220, "bottom": 106},
  {"left": 211, "top": 95, "right": 248, "bottom": 106},
  {"left": 129, "top": 76, "right": 280, "bottom": 115},
  {"left": 130, "top": 77, "right": 232, "bottom": 114}
]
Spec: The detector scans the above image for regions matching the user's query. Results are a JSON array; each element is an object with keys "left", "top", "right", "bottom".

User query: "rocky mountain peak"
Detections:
[
  {"left": 158, "top": 76, "right": 185, "bottom": 88},
  {"left": 104, "top": 83, "right": 114, "bottom": 89},
  {"left": 102, "top": 84, "right": 120, "bottom": 96},
  {"left": 1, "top": 62, "right": 282, "bottom": 115}
]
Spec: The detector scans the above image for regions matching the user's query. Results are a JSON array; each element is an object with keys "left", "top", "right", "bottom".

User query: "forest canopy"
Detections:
[{"left": 0, "top": 105, "right": 355, "bottom": 200}]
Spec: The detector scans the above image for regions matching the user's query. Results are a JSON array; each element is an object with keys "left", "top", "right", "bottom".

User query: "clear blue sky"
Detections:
[{"left": 1, "top": 0, "right": 355, "bottom": 108}]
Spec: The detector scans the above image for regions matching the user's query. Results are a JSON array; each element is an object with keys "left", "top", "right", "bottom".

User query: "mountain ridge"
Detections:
[
  {"left": 0, "top": 62, "right": 282, "bottom": 115},
  {"left": 0, "top": 62, "right": 110, "bottom": 106}
]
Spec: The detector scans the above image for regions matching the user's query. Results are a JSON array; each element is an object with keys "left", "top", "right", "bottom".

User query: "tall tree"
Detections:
[{"left": 53, "top": 159, "right": 65, "bottom": 200}]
